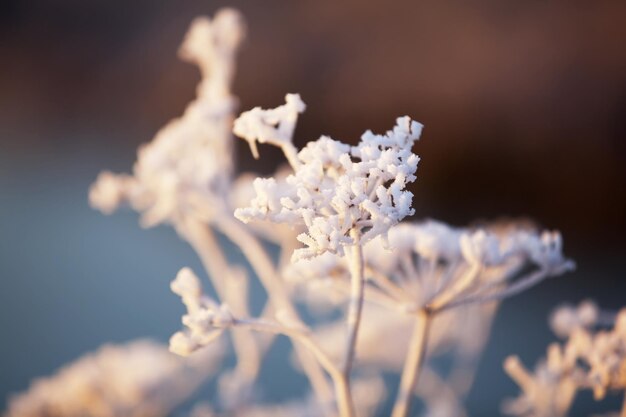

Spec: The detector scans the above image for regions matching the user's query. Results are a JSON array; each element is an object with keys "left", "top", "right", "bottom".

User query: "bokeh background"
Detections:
[{"left": 1, "top": 0, "right": 625, "bottom": 415}]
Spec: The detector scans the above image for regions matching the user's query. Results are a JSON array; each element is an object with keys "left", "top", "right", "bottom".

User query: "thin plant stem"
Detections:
[
  {"left": 343, "top": 229, "right": 365, "bottom": 376},
  {"left": 178, "top": 218, "right": 261, "bottom": 382},
  {"left": 214, "top": 215, "right": 335, "bottom": 410},
  {"left": 234, "top": 319, "right": 339, "bottom": 378},
  {"left": 391, "top": 308, "right": 432, "bottom": 417},
  {"left": 428, "top": 263, "right": 481, "bottom": 311},
  {"left": 366, "top": 267, "right": 412, "bottom": 302},
  {"left": 236, "top": 318, "right": 354, "bottom": 417},
  {"left": 439, "top": 268, "right": 548, "bottom": 312},
  {"left": 335, "top": 229, "right": 367, "bottom": 417}
]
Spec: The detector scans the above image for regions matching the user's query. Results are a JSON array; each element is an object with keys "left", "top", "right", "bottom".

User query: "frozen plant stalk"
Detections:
[
  {"left": 82, "top": 7, "right": 580, "bottom": 417},
  {"left": 235, "top": 95, "right": 423, "bottom": 417},
  {"left": 89, "top": 9, "right": 269, "bottom": 409}
]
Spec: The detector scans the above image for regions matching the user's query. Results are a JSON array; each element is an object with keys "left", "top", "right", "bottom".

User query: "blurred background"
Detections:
[{"left": 1, "top": 0, "right": 625, "bottom": 415}]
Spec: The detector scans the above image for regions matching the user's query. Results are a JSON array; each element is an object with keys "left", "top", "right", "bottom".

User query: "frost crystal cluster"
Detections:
[
  {"left": 12, "top": 7, "right": 622, "bottom": 417},
  {"left": 235, "top": 95, "right": 422, "bottom": 261}
]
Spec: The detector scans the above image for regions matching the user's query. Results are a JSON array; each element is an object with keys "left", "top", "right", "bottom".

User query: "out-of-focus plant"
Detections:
[
  {"left": 4, "top": 7, "right": 590, "bottom": 417},
  {"left": 4, "top": 340, "right": 224, "bottom": 417},
  {"left": 504, "top": 301, "right": 626, "bottom": 417}
]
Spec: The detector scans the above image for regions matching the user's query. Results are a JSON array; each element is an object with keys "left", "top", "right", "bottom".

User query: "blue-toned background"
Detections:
[{"left": 1, "top": 1, "right": 626, "bottom": 415}]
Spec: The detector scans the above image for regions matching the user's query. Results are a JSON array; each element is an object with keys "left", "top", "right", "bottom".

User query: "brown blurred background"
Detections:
[
  {"left": 2, "top": 0, "right": 625, "bottom": 247},
  {"left": 1, "top": 0, "right": 625, "bottom": 415}
]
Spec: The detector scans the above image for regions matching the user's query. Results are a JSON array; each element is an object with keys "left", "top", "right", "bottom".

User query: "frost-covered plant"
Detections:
[
  {"left": 280, "top": 219, "right": 574, "bottom": 417},
  {"left": 6, "top": 7, "right": 586, "bottom": 417},
  {"left": 3, "top": 340, "right": 223, "bottom": 417},
  {"left": 89, "top": 9, "right": 270, "bottom": 407},
  {"left": 504, "top": 301, "right": 626, "bottom": 417},
  {"left": 234, "top": 98, "right": 422, "bottom": 262},
  {"left": 231, "top": 92, "right": 429, "bottom": 415}
]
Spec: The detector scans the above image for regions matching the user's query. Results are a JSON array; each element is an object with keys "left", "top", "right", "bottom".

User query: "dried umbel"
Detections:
[
  {"left": 89, "top": 8, "right": 245, "bottom": 227},
  {"left": 504, "top": 301, "right": 626, "bottom": 417},
  {"left": 286, "top": 220, "right": 574, "bottom": 314},
  {"left": 235, "top": 95, "right": 423, "bottom": 262},
  {"left": 73, "top": 7, "right": 582, "bottom": 417},
  {"left": 281, "top": 219, "right": 574, "bottom": 417}
]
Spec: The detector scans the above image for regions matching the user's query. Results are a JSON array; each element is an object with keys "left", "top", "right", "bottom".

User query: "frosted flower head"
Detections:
[
  {"left": 286, "top": 219, "right": 573, "bottom": 313},
  {"left": 90, "top": 10, "right": 244, "bottom": 228},
  {"left": 230, "top": 169, "right": 301, "bottom": 248},
  {"left": 169, "top": 268, "right": 235, "bottom": 356},
  {"left": 460, "top": 230, "right": 503, "bottom": 266},
  {"left": 235, "top": 96, "right": 423, "bottom": 261}
]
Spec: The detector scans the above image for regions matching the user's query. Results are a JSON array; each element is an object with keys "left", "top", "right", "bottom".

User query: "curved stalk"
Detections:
[
  {"left": 214, "top": 215, "right": 335, "bottom": 411},
  {"left": 178, "top": 218, "right": 261, "bottom": 384},
  {"left": 236, "top": 318, "right": 353, "bottom": 417},
  {"left": 391, "top": 308, "right": 432, "bottom": 417}
]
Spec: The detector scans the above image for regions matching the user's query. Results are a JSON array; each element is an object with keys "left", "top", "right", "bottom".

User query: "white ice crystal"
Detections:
[
  {"left": 169, "top": 268, "right": 235, "bottom": 356},
  {"left": 235, "top": 96, "right": 423, "bottom": 261},
  {"left": 89, "top": 9, "right": 244, "bottom": 227},
  {"left": 4, "top": 339, "right": 223, "bottom": 417}
]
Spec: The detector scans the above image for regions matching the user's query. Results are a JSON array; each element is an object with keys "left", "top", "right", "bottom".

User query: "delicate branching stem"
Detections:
[
  {"left": 391, "top": 308, "right": 432, "bottom": 417},
  {"left": 281, "top": 143, "right": 301, "bottom": 170},
  {"left": 236, "top": 318, "right": 354, "bottom": 417},
  {"left": 178, "top": 218, "right": 261, "bottom": 381},
  {"left": 216, "top": 215, "right": 291, "bottom": 309},
  {"left": 428, "top": 263, "right": 481, "bottom": 311},
  {"left": 343, "top": 229, "right": 365, "bottom": 376},
  {"left": 234, "top": 319, "right": 339, "bottom": 378},
  {"left": 215, "top": 215, "right": 335, "bottom": 409},
  {"left": 333, "top": 278, "right": 408, "bottom": 314},
  {"left": 366, "top": 267, "right": 412, "bottom": 302},
  {"left": 439, "top": 267, "right": 550, "bottom": 312}
]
